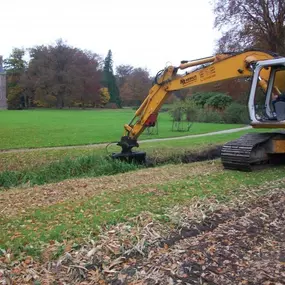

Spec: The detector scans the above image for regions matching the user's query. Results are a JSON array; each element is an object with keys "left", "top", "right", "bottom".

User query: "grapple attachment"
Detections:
[{"left": 111, "top": 136, "right": 146, "bottom": 164}]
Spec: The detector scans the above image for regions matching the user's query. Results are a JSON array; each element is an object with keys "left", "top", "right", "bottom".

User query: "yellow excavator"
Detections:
[{"left": 111, "top": 49, "right": 285, "bottom": 171}]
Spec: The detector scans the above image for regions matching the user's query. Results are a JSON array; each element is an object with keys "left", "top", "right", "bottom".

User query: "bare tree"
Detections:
[
  {"left": 115, "top": 64, "right": 134, "bottom": 88},
  {"left": 212, "top": 0, "right": 285, "bottom": 55},
  {"left": 120, "top": 68, "right": 152, "bottom": 106}
]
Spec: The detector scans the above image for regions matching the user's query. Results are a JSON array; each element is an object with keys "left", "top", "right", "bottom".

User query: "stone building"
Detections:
[{"left": 0, "top": 56, "right": 7, "bottom": 109}]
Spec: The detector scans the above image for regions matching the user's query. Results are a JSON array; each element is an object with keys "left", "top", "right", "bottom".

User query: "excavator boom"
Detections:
[{"left": 112, "top": 49, "right": 285, "bottom": 170}]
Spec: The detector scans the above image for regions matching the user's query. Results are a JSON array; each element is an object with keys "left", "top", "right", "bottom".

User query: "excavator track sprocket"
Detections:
[{"left": 221, "top": 131, "right": 285, "bottom": 171}]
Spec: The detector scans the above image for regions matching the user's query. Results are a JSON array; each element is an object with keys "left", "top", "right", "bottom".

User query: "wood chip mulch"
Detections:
[{"left": 1, "top": 181, "right": 285, "bottom": 285}]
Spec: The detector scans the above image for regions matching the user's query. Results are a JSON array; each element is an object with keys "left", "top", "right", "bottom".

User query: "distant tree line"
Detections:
[
  {"left": 3, "top": 39, "right": 153, "bottom": 110},
  {"left": 3, "top": 0, "right": 285, "bottom": 110}
]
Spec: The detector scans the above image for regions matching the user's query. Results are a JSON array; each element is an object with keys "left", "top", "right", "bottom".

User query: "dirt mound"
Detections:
[
  {"left": 181, "top": 145, "right": 222, "bottom": 163},
  {"left": 147, "top": 145, "right": 222, "bottom": 166}
]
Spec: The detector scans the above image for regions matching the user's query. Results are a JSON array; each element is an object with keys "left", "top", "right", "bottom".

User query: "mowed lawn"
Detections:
[{"left": 0, "top": 109, "right": 245, "bottom": 150}]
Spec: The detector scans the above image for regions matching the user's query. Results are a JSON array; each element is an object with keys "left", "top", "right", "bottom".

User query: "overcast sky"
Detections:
[{"left": 1, "top": 0, "right": 220, "bottom": 76}]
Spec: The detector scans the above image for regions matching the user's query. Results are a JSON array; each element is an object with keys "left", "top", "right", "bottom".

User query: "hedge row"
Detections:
[{"left": 168, "top": 93, "right": 250, "bottom": 124}]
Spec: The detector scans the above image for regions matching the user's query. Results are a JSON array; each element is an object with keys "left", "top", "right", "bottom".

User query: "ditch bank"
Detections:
[
  {"left": 146, "top": 145, "right": 222, "bottom": 166},
  {"left": 0, "top": 145, "right": 223, "bottom": 190}
]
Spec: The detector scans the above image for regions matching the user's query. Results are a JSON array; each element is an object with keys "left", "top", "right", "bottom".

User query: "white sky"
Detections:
[{"left": 1, "top": 0, "right": 220, "bottom": 76}]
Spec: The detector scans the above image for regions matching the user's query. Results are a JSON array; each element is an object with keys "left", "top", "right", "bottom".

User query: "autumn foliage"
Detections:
[
  {"left": 4, "top": 41, "right": 114, "bottom": 109},
  {"left": 3, "top": 0, "right": 285, "bottom": 110},
  {"left": 213, "top": 0, "right": 285, "bottom": 55},
  {"left": 116, "top": 66, "right": 152, "bottom": 107},
  {"left": 4, "top": 41, "right": 156, "bottom": 110},
  {"left": 99, "top": 87, "right": 110, "bottom": 107}
]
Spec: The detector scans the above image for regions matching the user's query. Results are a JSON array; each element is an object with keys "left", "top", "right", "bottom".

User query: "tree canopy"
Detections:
[
  {"left": 3, "top": 48, "right": 27, "bottom": 74},
  {"left": 213, "top": 0, "right": 285, "bottom": 55},
  {"left": 3, "top": 43, "right": 155, "bottom": 109},
  {"left": 119, "top": 67, "right": 152, "bottom": 106},
  {"left": 25, "top": 39, "right": 102, "bottom": 109},
  {"left": 4, "top": 40, "right": 106, "bottom": 109}
]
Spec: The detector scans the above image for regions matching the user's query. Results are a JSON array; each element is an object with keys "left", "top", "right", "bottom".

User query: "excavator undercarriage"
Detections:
[{"left": 221, "top": 131, "right": 285, "bottom": 171}]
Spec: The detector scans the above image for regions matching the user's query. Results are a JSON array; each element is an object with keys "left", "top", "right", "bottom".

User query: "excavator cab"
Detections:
[
  {"left": 221, "top": 57, "right": 285, "bottom": 171},
  {"left": 249, "top": 57, "right": 285, "bottom": 125},
  {"left": 274, "top": 99, "right": 285, "bottom": 121}
]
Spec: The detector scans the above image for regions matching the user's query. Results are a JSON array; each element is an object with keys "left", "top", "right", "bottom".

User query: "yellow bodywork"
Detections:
[
  {"left": 123, "top": 50, "right": 285, "bottom": 140},
  {"left": 272, "top": 139, "right": 285, "bottom": 153}
]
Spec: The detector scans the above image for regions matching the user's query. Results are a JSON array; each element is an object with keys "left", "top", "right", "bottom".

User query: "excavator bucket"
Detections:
[
  {"left": 111, "top": 151, "right": 146, "bottom": 164},
  {"left": 110, "top": 136, "right": 146, "bottom": 164}
]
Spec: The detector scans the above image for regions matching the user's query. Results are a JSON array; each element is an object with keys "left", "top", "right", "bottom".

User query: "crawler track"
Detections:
[{"left": 221, "top": 131, "right": 285, "bottom": 171}]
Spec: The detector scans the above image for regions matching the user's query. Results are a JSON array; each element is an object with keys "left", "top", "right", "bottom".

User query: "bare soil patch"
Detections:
[{"left": 146, "top": 145, "right": 222, "bottom": 166}]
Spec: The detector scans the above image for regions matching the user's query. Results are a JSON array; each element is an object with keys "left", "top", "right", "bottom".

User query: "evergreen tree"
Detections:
[
  {"left": 103, "top": 50, "right": 121, "bottom": 108},
  {"left": 4, "top": 48, "right": 28, "bottom": 109},
  {"left": 4, "top": 48, "right": 27, "bottom": 73}
]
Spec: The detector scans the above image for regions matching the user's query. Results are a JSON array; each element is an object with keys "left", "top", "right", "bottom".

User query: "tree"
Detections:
[
  {"left": 71, "top": 49, "right": 103, "bottom": 108},
  {"left": 205, "top": 93, "right": 233, "bottom": 111},
  {"left": 191, "top": 92, "right": 215, "bottom": 108},
  {"left": 103, "top": 50, "right": 121, "bottom": 108},
  {"left": 119, "top": 67, "right": 152, "bottom": 106},
  {"left": 23, "top": 39, "right": 102, "bottom": 108},
  {"left": 99, "top": 87, "right": 110, "bottom": 107},
  {"left": 212, "top": 0, "right": 285, "bottom": 55},
  {"left": 4, "top": 48, "right": 27, "bottom": 73},
  {"left": 3, "top": 48, "right": 27, "bottom": 109},
  {"left": 115, "top": 64, "right": 134, "bottom": 88}
]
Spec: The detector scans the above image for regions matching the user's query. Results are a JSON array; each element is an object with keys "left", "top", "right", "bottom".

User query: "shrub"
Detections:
[
  {"left": 168, "top": 99, "right": 182, "bottom": 121},
  {"left": 99, "top": 87, "right": 110, "bottom": 107},
  {"left": 205, "top": 93, "right": 233, "bottom": 111},
  {"left": 191, "top": 92, "right": 214, "bottom": 108},
  {"left": 223, "top": 103, "right": 249, "bottom": 124},
  {"left": 191, "top": 92, "right": 233, "bottom": 112},
  {"left": 168, "top": 98, "right": 199, "bottom": 122},
  {"left": 167, "top": 97, "right": 250, "bottom": 124},
  {"left": 169, "top": 105, "right": 184, "bottom": 121},
  {"left": 105, "top": 102, "right": 118, "bottom": 109},
  {"left": 196, "top": 109, "right": 224, "bottom": 123},
  {"left": 7, "top": 85, "right": 23, "bottom": 109},
  {"left": 183, "top": 99, "right": 199, "bottom": 122}
]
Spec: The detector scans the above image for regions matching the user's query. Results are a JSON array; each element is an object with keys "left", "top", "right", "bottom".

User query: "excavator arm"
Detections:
[
  {"left": 116, "top": 51, "right": 277, "bottom": 151},
  {"left": 112, "top": 49, "right": 285, "bottom": 169}
]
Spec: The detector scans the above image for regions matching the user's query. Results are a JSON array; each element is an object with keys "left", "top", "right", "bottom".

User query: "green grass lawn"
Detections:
[
  {"left": 0, "top": 109, "right": 245, "bottom": 150},
  {"left": 0, "top": 128, "right": 270, "bottom": 172}
]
